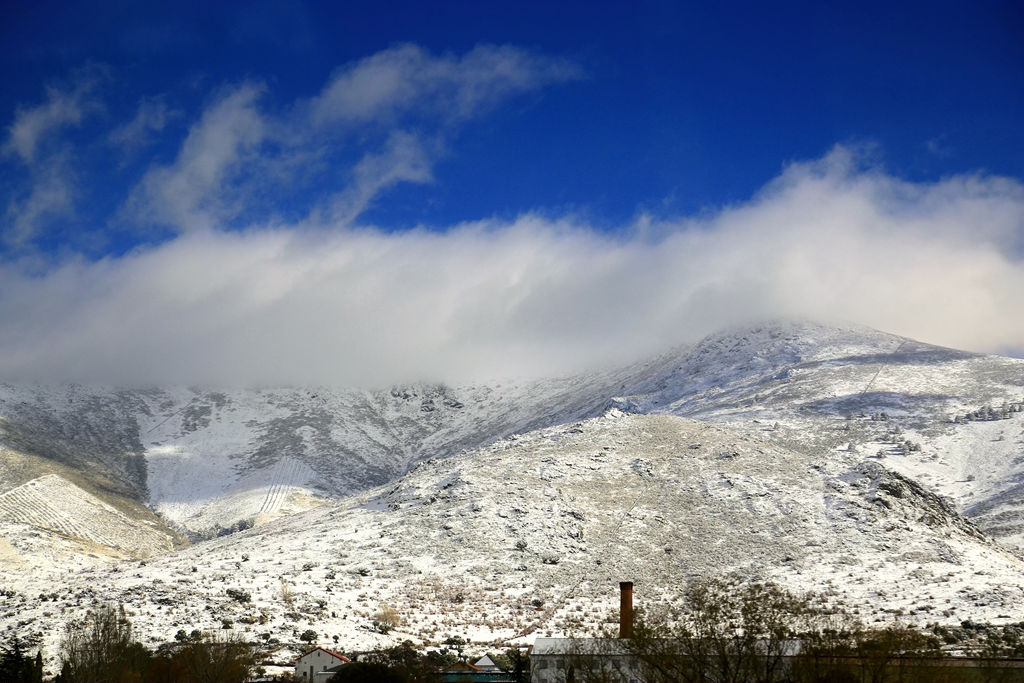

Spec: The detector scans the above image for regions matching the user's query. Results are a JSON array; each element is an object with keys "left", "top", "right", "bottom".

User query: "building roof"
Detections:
[
  {"left": 474, "top": 655, "right": 499, "bottom": 669},
  {"left": 442, "top": 660, "right": 483, "bottom": 671},
  {"left": 532, "top": 637, "right": 804, "bottom": 657},
  {"left": 297, "top": 646, "right": 351, "bottom": 663},
  {"left": 532, "top": 638, "right": 634, "bottom": 657}
]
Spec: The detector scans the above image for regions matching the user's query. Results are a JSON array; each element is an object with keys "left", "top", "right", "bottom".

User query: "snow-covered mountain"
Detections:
[
  {"left": 2, "top": 319, "right": 1020, "bottom": 544},
  {"left": 0, "top": 357, "right": 679, "bottom": 540},
  {"left": 1, "top": 319, "right": 1022, "bottom": 670}
]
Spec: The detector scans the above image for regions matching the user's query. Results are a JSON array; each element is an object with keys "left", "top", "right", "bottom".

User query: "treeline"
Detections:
[
  {"left": 327, "top": 640, "right": 528, "bottom": 683},
  {"left": 565, "top": 577, "right": 1024, "bottom": 683},
  {"left": 0, "top": 637, "right": 44, "bottom": 683},
  {"left": 53, "top": 604, "right": 257, "bottom": 683}
]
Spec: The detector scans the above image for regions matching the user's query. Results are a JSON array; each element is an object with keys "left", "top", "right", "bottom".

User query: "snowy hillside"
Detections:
[
  {"left": 0, "top": 474, "right": 172, "bottom": 556},
  {"left": 1, "top": 319, "right": 1022, "bottom": 673},
  {"left": 5, "top": 412, "right": 1023, "bottom": 672},
  {"left": 4, "top": 319, "right": 1019, "bottom": 545},
  {"left": 0, "top": 360, "right": 682, "bottom": 538},
  {"left": 614, "top": 321, "right": 1024, "bottom": 547}
]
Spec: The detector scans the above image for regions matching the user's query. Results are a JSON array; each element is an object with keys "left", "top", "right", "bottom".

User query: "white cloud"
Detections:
[
  {"left": 4, "top": 89, "right": 85, "bottom": 164},
  {"left": 308, "top": 43, "right": 581, "bottom": 127},
  {"left": 121, "top": 44, "right": 577, "bottom": 235},
  {"left": 3, "top": 156, "right": 75, "bottom": 246},
  {"left": 124, "top": 83, "right": 267, "bottom": 232},
  {"left": 108, "top": 97, "right": 178, "bottom": 152},
  {"left": 326, "top": 130, "right": 434, "bottom": 225},
  {"left": 0, "top": 146, "right": 1020, "bottom": 387},
  {"left": 2, "top": 70, "right": 102, "bottom": 163},
  {"left": 1, "top": 70, "right": 102, "bottom": 246}
]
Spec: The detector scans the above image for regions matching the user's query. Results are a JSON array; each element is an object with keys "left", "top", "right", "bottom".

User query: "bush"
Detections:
[{"left": 373, "top": 605, "right": 401, "bottom": 634}]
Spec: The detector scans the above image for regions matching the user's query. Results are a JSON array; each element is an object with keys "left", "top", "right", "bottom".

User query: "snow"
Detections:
[
  {"left": 0, "top": 474, "right": 172, "bottom": 555},
  {"left": 1, "top": 319, "right": 1022, "bottom": 675}
]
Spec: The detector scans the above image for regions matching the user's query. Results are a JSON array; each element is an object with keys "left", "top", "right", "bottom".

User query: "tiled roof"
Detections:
[{"left": 298, "top": 646, "right": 351, "bottom": 663}]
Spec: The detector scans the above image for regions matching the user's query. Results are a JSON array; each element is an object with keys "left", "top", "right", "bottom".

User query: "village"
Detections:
[
  {"left": 6, "top": 580, "right": 1020, "bottom": 683},
  {"left": 289, "top": 582, "right": 1024, "bottom": 683}
]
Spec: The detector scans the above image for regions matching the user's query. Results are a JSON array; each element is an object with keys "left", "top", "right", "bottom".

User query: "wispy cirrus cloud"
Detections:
[
  {"left": 1, "top": 69, "right": 105, "bottom": 247},
  {"left": 0, "top": 146, "right": 1020, "bottom": 387},
  {"left": 118, "top": 44, "right": 580, "bottom": 235},
  {"left": 108, "top": 96, "right": 179, "bottom": 154},
  {"left": 3, "top": 154, "right": 76, "bottom": 247},
  {"left": 123, "top": 83, "right": 268, "bottom": 233},
  {"left": 325, "top": 130, "right": 435, "bottom": 226},
  {"left": 2, "top": 73, "right": 101, "bottom": 164},
  {"left": 307, "top": 43, "right": 582, "bottom": 127}
]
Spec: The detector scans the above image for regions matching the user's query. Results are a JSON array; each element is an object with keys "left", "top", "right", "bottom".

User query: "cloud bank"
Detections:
[
  {"left": 0, "top": 146, "right": 1021, "bottom": 387},
  {"left": 0, "top": 45, "right": 1021, "bottom": 386}
]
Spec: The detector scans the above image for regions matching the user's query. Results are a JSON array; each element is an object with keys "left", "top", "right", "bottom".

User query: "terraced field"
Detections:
[
  {"left": 257, "top": 456, "right": 305, "bottom": 516},
  {"left": 0, "top": 475, "right": 172, "bottom": 557}
]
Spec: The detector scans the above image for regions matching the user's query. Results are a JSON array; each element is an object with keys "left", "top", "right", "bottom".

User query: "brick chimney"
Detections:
[{"left": 619, "top": 581, "right": 633, "bottom": 638}]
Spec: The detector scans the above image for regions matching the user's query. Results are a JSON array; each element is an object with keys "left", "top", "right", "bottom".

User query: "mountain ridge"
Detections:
[
  {"left": 1, "top": 319, "right": 1020, "bottom": 543},
  {"left": 1, "top": 319, "right": 1022, "bottom": 668}
]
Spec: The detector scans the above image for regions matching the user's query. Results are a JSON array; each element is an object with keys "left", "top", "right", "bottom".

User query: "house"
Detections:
[
  {"left": 531, "top": 582, "right": 640, "bottom": 683},
  {"left": 294, "top": 646, "right": 350, "bottom": 682},
  {"left": 532, "top": 637, "right": 641, "bottom": 683}
]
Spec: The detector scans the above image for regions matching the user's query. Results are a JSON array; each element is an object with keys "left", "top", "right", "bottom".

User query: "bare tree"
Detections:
[
  {"left": 59, "top": 604, "right": 147, "bottom": 683},
  {"left": 625, "top": 577, "right": 812, "bottom": 683},
  {"left": 174, "top": 633, "right": 255, "bottom": 683}
]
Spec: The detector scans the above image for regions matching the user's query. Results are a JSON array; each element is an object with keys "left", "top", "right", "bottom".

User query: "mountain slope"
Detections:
[
  {"left": 0, "top": 359, "right": 685, "bottom": 538},
  {"left": 3, "top": 319, "right": 1024, "bottom": 675},
  {"left": 1, "top": 320, "right": 1021, "bottom": 548},
  {"left": 613, "top": 320, "right": 1024, "bottom": 546},
  {"left": 0, "top": 474, "right": 172, "bottom": 556},
  {"left": 6, "top": 412, "right": 1023, "bottom": 665}
]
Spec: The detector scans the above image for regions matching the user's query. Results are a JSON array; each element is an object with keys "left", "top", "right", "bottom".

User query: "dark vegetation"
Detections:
[
  {"left": 565, "top": 577, "right": 1024, "bottom": 683},
  {"left": 327, "top": 640, "right": 527, "bottom": 683},
  {"left": 0, "top": 636, "right": 43, "bottom": 683},
  {"left": 952, "top": 402, "right": 1022, "bottom": 424},
  {"left": 52, "top": 604, "right": 257, "bottom": 683}
]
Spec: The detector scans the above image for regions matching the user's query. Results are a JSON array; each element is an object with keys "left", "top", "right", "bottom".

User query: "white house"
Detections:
[
  {"left": 531, "top": 638, "right": 641, "bottom": 683},
  {"left": 532, "top": 582, "right": 641, "bottom": 683},
  {"left": 294, "top": 646, "right": 350, "bottom": 682}
]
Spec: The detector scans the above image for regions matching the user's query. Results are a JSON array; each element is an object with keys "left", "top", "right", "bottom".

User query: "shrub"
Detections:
[{"left": 374, "top": 605, "right": 401, "bottom": 634}]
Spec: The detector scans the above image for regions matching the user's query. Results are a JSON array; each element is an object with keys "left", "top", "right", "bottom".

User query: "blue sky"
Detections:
[{"left": 0, "top": 1, "right": 1022, "bottom": 385}]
